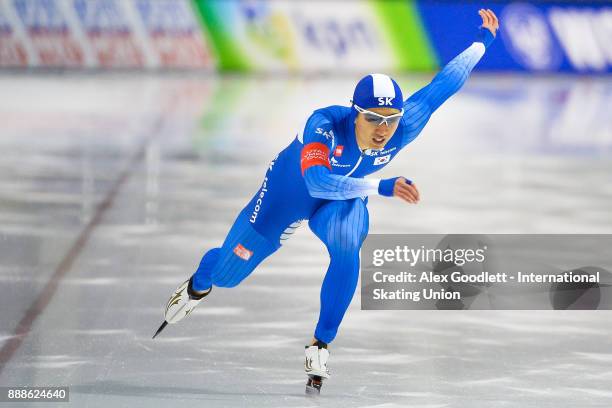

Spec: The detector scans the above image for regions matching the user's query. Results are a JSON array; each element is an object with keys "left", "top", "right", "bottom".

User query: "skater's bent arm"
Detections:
[
  {"left": 299, "top": 112, "right": 418, "bottom": 201},
  {"left": 299, "top": 130, "right": 378, "bottom": 200},
  {"left": 303, "top": 165, "right": 380, "bottom": 200},
  {"left": 303, "top": 166, "right": 419, "bottom": 203},
  {"left": 400, "top": 9, "right": 499, "bottom": 147},
  {"left": 298, "top": 111, "right": 381, "bottom": 200}
]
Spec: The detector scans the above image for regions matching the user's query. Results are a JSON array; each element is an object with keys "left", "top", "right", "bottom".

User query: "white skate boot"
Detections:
[
  {"left": 305, "top": 343, "right": 330, "bottom": 395},
  {"left": 152, "top": 277, "right": 211, "bottom": 338}
]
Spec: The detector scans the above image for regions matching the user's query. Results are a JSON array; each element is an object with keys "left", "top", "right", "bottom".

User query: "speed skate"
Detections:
[
  {"left": 152, "top": 277, "right": 211, "bottom": 339},
  {"left": 304, "top": 345, "right": 330, "bottom": 395}
]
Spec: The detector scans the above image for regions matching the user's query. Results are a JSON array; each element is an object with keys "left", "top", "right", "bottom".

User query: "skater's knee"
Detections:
[
  {"left": 327, "top": 229, "right": 366, "bottom": 256},
  {"left": 328, "top": 255, "right": 360, "bottom": 276}
]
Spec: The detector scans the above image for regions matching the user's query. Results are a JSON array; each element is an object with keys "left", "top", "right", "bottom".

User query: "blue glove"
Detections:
[
  {"left": 476, "top": 27, "right": 495, "bottom": 48},
  {"left": 378, "top": 177, "right": 412, "bottom": 197}
]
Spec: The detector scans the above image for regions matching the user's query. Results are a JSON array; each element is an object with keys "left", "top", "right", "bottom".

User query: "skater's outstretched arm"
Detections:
[{"left": 400, "top": 9, "right": 499, "bottom": 148}]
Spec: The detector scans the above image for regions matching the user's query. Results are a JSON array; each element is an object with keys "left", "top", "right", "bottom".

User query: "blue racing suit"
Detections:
[{"left": 193, "top": 32, "right": 494, "bottom": 344}]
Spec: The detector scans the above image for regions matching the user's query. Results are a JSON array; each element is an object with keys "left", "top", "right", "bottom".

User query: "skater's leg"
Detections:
[
  {"left": 160, "top": 154, "right": 315, "bottom": 333},
  {"left": 211, "top": 212, "right": 280, "bottom": 288},
  {"left": 308, "top": 198, "right": 369, "bottom": 344},
  {"left": 161, "top": 211, "right": 283, "bottom": 328},
  {"left": 193, "top": 211, "right": 281, "bottom": 290},
  {"left": 192, "top": 154, "right": 314, "bottom": 290}
]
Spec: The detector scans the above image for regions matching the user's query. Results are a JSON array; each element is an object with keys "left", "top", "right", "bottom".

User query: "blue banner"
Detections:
[{"left": 416, "top": 1, "right": 612, "bottom": 73}]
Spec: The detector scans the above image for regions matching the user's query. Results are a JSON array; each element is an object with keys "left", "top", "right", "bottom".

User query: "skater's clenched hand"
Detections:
[
  {"left": 479, "top": 9, "right": 499, "bottom": 36},
  {"left": 393, "top": 178, "right": 419, "bottom": 204}
]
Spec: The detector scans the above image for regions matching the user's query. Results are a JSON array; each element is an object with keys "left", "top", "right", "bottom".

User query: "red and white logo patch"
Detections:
[
  {"left": 233, "top": 244, "right": 253, "bottom": 261},
  {"left": 334, "top": 145, "right": 344, "bottom": 157},
  {"left": 300, "top": 142, "right": 331, "bottom": 175}
]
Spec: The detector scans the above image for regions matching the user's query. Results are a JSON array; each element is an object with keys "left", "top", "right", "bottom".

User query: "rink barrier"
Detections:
[
  {"left": 0, "top": 0, "right": 213, "bottom": 69},
  {"left": 192, "top": 0, "right": 438, "bottom": 72},
  {"left": 417, "top": 1, "right": 612, "bottom": 74},
  {"left": 0, "top": 0, "right": 610, "bottom": 73}
]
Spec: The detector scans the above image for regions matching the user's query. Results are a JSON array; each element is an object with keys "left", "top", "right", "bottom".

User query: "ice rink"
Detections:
[{"left": 1, "top": 72, "right": 612, "bottom": 407}]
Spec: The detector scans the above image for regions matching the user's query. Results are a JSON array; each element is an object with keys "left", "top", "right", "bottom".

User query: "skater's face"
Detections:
[{"left": 354, "top": 107, "right": 402, "bottom": 150}]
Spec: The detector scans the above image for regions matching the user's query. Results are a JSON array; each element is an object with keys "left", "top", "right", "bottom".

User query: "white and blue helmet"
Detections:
[{"left": 352, "top": 73, "right": 403, "bottom": 111}]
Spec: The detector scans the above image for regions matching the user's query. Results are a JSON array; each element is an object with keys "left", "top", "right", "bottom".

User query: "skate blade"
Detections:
[
  {"left": 152, "top": 320, "right": 168, "bottom": 339},
  {"left": 305, "top": 384, "right": 320, "bottom": 396},
  {"left": 305, "top": 376, "right": 322, "bottom": 396}
]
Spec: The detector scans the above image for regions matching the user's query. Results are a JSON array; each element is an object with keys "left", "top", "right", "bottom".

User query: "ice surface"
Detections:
[{"left": 0, "top": 73, "right": 611, "bottom": 407}]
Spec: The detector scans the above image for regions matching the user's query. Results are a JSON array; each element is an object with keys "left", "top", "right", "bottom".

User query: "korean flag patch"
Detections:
[{"left": 373, "top": 154, "right": 391, "bottom": 166}]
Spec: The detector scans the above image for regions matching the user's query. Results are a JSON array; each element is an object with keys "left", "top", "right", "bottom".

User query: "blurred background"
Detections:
[{"left": 1, "top": 1, "right": 612, "bottom": 407}]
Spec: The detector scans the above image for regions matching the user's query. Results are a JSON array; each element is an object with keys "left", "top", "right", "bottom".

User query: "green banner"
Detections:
[
  {"left": 191, "top": 0, "right": 438, "bottom": 73},
  {"left": 371, "top": 1, "right": 438, "bottom": 71}
]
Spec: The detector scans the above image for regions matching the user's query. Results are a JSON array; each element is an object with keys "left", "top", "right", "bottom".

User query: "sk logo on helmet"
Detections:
[{"left": 378, "top": 97, "right": 394, "bottom": 106}]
